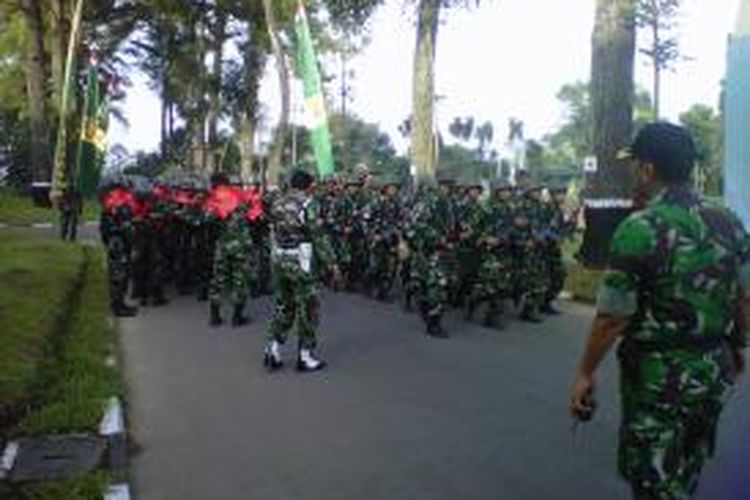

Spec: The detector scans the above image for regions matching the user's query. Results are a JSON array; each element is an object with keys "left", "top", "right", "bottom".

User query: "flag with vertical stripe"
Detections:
[{"left": 294, "top": 0, "right": 335, "bottom": 178}]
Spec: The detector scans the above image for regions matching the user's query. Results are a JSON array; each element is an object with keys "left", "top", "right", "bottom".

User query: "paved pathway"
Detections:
[{"left": 119, "top": 293, "right": 750, "bottom": 500}]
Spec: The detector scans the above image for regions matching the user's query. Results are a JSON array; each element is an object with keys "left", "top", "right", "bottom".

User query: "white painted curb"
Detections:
[
  {"left": 85, "top": 221, "right": 100, "bottom": 227},
  {"left": 0, "top": 223, "right": 7, "bottom": 229},
  {"left": 104, "top": 483, "right": 131, "bottom": 500},
  {"left": 99, "top": 397, "right": 124, "bottom": 436},
  {"left": 31, "top": 222, "right": 54, "bottom": 229},
  {"left": 0, "top": 441, "right": 19, "bottom": 480}
]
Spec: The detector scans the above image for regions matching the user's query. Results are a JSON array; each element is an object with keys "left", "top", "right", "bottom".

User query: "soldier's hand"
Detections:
[{"left": 570, "top": 373, "right": 595, "bottom": 418}]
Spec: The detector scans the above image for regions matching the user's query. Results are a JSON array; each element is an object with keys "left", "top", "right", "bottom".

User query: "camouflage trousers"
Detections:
[
  {"left": 106, "top": 233, "right": 131, "bottom": 308},
  {"left": 268, "top": 256, "right": 320, "bottom": 349},
  {"left": 367, "top": 240, "right": 398, "bottom": 297},
  {"left": 617, "top": 342, "right": 734, "bottom": 499},
  {"left": 132, "top": 226, "right": 166, "bottom": 303},
  {"left": 469, "top": 249, "right": 514, "bottom": 311},
  {"left": 513, "top": 243, "right": 548, "bottom": 308},
  {"left": 209, "top": 241, "right": 252, "bottom": 307},
  {"left": 544, "top": 243, "right": 566, "bottom": 303},
  {"left": 411, "top": 251, "right": 447, "bottom": 320}
]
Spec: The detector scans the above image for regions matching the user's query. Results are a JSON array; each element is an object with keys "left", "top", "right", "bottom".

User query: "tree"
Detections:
[
  {"left": 581, "top": 0, "right": 637, "bottom": 267},
  {"left": 18, "top": 0, "right": 53, "bottom": 185},
  {"left": 636, "top": 0, "right": 681, "bottom": 119},
  {"left": 679, "top": 104, "right": 722, "bottom": 195}
]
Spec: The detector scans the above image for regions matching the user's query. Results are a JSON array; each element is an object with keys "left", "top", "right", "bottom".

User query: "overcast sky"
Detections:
[{"left": 109, "top": 0, "right": 742, "bottom": 158}]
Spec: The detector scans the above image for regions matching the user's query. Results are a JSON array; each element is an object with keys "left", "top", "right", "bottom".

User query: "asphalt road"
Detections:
[{"left": 118, "top": 291, "right": 749, "bottom": 500}]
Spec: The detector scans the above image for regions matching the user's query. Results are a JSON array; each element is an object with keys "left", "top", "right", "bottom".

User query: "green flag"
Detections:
[
  {"left": 294, "top": 0, "right": 334, "bottom": 178},
  {"left": 74, "top": 57, "right": 109, "bottom": 198},
  {"left": 51, "top": 0, "right": 85, "bottom": 199}
]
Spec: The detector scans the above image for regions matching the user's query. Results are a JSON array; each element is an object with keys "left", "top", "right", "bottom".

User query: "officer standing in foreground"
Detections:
[
  {"left": 570, "top": 122, "right": 750, "bottom": 499},
  {"left": 263, "top": 170, "right": 340, "bottom": 372}
]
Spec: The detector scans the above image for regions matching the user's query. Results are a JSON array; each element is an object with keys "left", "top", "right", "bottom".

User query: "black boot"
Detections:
[
  {"left": 541, "top": 302, "right": 561, "bottom": 315},
  {"left": 231, "top": 303, "right": 249, "bottom": 327},
  {"left": 196, "top": 287, "right": 208, "bottom": 302},
  {"left": 152, "top": 294, "right": 168, "bottom": 307},
  {"left": 113, "top": 301, "right": 138, "bottom": 318},
  {"left": 426, "top": 315, "right": 449, "bottom": 338},
  {"left": 209, "top": 303, "right": 223, "bottom": 327},
  {"left": 520, "top": 304, "right": 542, "bottom": 323}
]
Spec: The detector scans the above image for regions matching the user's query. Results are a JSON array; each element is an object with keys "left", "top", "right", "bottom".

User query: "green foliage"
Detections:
[
  {"left": 679, "top": 104, "right": 723, "bottom": 195},
  {"left": 565, "top": 261, "right": 605, "bottom": 304}
]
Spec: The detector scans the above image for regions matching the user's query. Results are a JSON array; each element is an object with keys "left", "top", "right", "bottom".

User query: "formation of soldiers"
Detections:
[{"left": 97, "top": 167, "right": 578, "bottom": 340}]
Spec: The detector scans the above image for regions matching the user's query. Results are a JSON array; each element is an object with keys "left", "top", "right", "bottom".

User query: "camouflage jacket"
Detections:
[{"left": 597, "top": 185, "right": 750, "bottom": 346}]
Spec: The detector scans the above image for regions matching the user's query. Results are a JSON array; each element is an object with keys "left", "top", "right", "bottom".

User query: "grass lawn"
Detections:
[
  {"left": 562, "top": 231, "right": 605, "bottom": 304},
  {"left": 0, "top": 189, "right": 99, "bottom": 225},
  {"left": 0, "top": 231, "right": 121, "bottom": 499}
]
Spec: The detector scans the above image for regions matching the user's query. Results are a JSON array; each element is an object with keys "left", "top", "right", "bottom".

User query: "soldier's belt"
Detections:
[{"left": 622, "top": 336, "right": 727, "bottom": 354}]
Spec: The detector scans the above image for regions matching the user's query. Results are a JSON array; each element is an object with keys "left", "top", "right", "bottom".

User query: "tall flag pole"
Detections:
[
  {"left": 74, "top": 52, "right": 109, "bottom": 198},
  {"left": 50, "top": 0, "right": 86, "bottom": 201},
  {"left": 294, "top": 0, "right": 335, "bottom": 178}
]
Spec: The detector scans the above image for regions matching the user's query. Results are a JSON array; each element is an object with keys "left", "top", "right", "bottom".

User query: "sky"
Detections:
[{"left": 109, "top": 0, "right": 742, "bottom": 159}]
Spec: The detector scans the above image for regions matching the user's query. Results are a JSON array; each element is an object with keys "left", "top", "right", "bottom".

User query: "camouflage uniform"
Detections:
[
  {"left": 365, "top": 183, "right": 403, "bottom": 300},
  {"left": 404, "top": 187, "right": 450, "bottom": 337},
  {"left": 597, "top": 185, "right": 750, "bottom": 499},
  {"left": 542, "top": 191, "right": 575, "bottom": 309},
  {"left": 268, "top": 189, "right": 335, "bottom": 350},
  {"left": 455, "top": 183, "right": 485, "bottom": 305},
  {"left": 513, "top": 188, "right": 548, "bottom": 321},
  {"left": 467, "top": 185, "right": 515, "bottom": 326},
  {"left": 209, "top": 207, "right": 254, "bottom": 325}
]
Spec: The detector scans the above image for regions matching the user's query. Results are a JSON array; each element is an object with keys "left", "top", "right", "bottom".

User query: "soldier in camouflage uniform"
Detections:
[
  {"left": 513, "top": 186, "right": 548, "bottom": 323},
  {"left": 365, "top": 178, "right": 404, "bottom": 301},
  {"left": 404, "top": 185, "right": 451, "bottom": 338},
  {"left": 263, "top": 170, "right": 340, "bottom": 372},
  {"left": 209, "top": 203, "right": 254, "bottom": 328},
  {"left": 455, "top": 178, "right": 486, "bottom": 309},
  {"left": 99, "top": 176, "right": 138, "bottom": 317},
  {"left": 571, "top": 123, "right": 750, "bottom": 500},
  {"left": 541, "top": 186, "right": 575, "bottom": 314},
  {"left": 466, "top": 180, "right": 516, "bottom": 328}
]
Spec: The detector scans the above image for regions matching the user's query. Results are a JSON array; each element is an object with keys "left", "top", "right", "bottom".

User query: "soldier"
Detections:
[
  {"left": 466, "top": 179, "right": 515, "bottom": 328},
  {"left": 58, "top": 186, "right": 82, "bottom": 242},
  {"left": 570, "top": 122, "right": 750, "bottom": 499},
  {"left": 513, "top": 185, "right": 548, "bottom": 323},
  {"left": 99, "top": 175, "right": 138, "bottom": 317},
  {"left": 263, "top": 170, "right": 341, "bottom": 372},
  {"left": 208, "top": 184, "right": 251, "bottom": 327},
  {"left": 455, "top": 177, "right": 486, "bottom": 312},
  {"left": 541, "top": 185, "right": 575, "bottom": 314},
  {"left": 365, "top": 177, "right": 404, "bottom": 301},
  {"left": 404, "top": 185, "right": 450, "bottom": 338}
]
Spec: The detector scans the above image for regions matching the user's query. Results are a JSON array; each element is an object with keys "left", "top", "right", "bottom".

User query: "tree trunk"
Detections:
[
  {"left": 652, "top": 14, "right": 661, "bottom": 118},
  {"left": 237, "top": 114, "right": 256, "bottom": 184},
  {"left": 580, "top": 0, "right": 636, "bottom": 267},
  {"left": 410, "top": 0, "right": 441, "bottom": 187},
  {"left": 49, "top": 0, "right": 70, "bottom": 109},
  {"left": 207, "top": 9, "right": 226, "bottom": 173},
  {"left": 20, "top": 0, "right": 51, "bottom": 184},
  {"left": 262, "top": 0, "right": 289, "bottom": 186}
]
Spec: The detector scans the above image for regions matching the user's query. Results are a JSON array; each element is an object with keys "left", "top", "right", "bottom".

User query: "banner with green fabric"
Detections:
[
  {"left": 294, "top": 0, "right": 334, "bottom": 178},
  {"left": 75, "top": 57, "right": 109, "bottom": 198}
]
